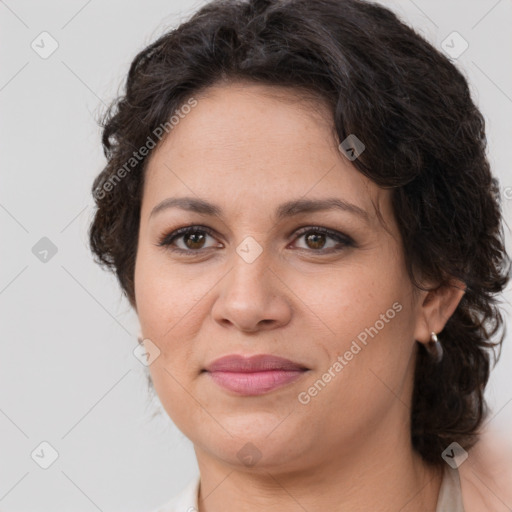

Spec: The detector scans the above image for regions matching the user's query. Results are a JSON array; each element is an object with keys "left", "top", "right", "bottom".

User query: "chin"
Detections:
[{"left": 195, "top": 423, "right": 310, "bottom": 471}]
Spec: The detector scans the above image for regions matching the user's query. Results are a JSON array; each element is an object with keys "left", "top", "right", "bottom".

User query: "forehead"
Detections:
[
  {"left": 155, "top": 81, "right": 334, "bottom": 158},
  {"left": 142, "top": 81, "right": 390, "bottom": 225}
]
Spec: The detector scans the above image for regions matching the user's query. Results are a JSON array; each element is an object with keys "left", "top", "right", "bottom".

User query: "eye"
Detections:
[
  {"left": 156, "top": 225, "right": 221, "bottom": 254},
  {"left": 291, "top": 226, "right": 354, "bottom": 253},
  {"left": 156, "top": 225, "right": 354, "bottom": 255}
]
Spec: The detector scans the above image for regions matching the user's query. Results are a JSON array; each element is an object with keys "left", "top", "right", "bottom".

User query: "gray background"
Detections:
[{"left": 1, "top": 0, "right": 511, "bottom": 510}]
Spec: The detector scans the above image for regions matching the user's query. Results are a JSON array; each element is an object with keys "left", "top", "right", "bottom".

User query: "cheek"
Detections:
[
  {"left": 303, "top": 260, "right": 407, "bottom": 340},
  {"left": 134, "top": 256, "right": 205, "bottom": 433},
  {"left": 134, "top": 250, "right": 219, "bottom": 396},
  {"left": 302, "top": 252, "right": 417, "bottom": 396},
  {"left": 134, "top": 248, "right": 209, "bottom": 335}
]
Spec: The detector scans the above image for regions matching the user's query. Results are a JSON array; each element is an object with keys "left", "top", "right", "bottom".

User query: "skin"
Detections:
[{"left": 134, "top": 81, "right": 466, "bottom": 512}]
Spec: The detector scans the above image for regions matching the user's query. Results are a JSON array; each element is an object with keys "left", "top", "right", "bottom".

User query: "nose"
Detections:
[{"left": 211, "top": 247, "right": 293, "bottom": 333}]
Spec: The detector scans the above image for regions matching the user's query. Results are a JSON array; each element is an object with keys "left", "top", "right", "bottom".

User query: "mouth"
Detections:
[{"left": 202, "top": 354, "right": 310, "bottom": 396}]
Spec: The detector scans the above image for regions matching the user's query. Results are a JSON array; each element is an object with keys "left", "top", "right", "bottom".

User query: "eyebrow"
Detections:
[{"left": 149, "top": 196, "right": 370, "bottom": 222}]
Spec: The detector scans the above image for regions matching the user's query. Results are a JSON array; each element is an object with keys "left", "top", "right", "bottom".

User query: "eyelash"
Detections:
[{"left": 156, "top": 224, "right": 355, "bottom": 256}]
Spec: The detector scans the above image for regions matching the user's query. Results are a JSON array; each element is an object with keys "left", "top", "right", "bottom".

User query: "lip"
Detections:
[
  {"left": 203, "top": 354, "right": 309, "bottom": 396},
  {"left": 204, "top": 354, "right": 309, "bottom": 373}
]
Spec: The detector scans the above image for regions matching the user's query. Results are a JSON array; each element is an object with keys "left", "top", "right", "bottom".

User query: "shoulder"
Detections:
[
  {"left": 458, "top": 428, "right": 512, "bottom": 512},
  {"left": 149, "top": 475, "right": 200, "bottom": 512}
]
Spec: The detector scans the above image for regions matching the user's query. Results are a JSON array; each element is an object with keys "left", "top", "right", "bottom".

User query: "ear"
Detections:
[{"left": 413, "top": 278, "right": 467, "bottom": 344}]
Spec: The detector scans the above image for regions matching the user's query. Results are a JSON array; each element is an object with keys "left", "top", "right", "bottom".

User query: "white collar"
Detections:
[
  {"left": 152, "top": 475, "right": 200, "bottom": 512},
  {"left": 436, "top": 466, "right": 465, "bottom": 511}
]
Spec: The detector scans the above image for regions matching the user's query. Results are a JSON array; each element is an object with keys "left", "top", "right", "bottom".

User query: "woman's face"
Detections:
[{"left": 134, "top": 82, "right": 429, "bottom": 472}]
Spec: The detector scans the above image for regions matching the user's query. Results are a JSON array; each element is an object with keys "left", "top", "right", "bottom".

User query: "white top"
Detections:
[
  {"left": 436, "top": 466, "right": 465, "bottom": 511},
  {"left": 151, "top": 465, "right": 464, "bottom": 512}
]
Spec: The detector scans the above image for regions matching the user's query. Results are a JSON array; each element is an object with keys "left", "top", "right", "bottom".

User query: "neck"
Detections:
[{"left": 194, "top": 431, "right": 444, "bottom": 512}]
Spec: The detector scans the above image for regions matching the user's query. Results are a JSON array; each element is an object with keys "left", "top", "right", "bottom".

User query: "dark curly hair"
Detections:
[{"left": 88, "top": 0, "right": 510, "bottom": 466}]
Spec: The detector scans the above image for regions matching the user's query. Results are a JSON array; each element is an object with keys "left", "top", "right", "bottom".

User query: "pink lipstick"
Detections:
[{"left": 203, "top": 354, "right": 309, "bottom": 396}]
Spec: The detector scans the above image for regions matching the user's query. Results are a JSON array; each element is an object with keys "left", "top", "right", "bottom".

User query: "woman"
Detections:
[{"left": 88, "top": 0, "right": 511, "bottom": 510}]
